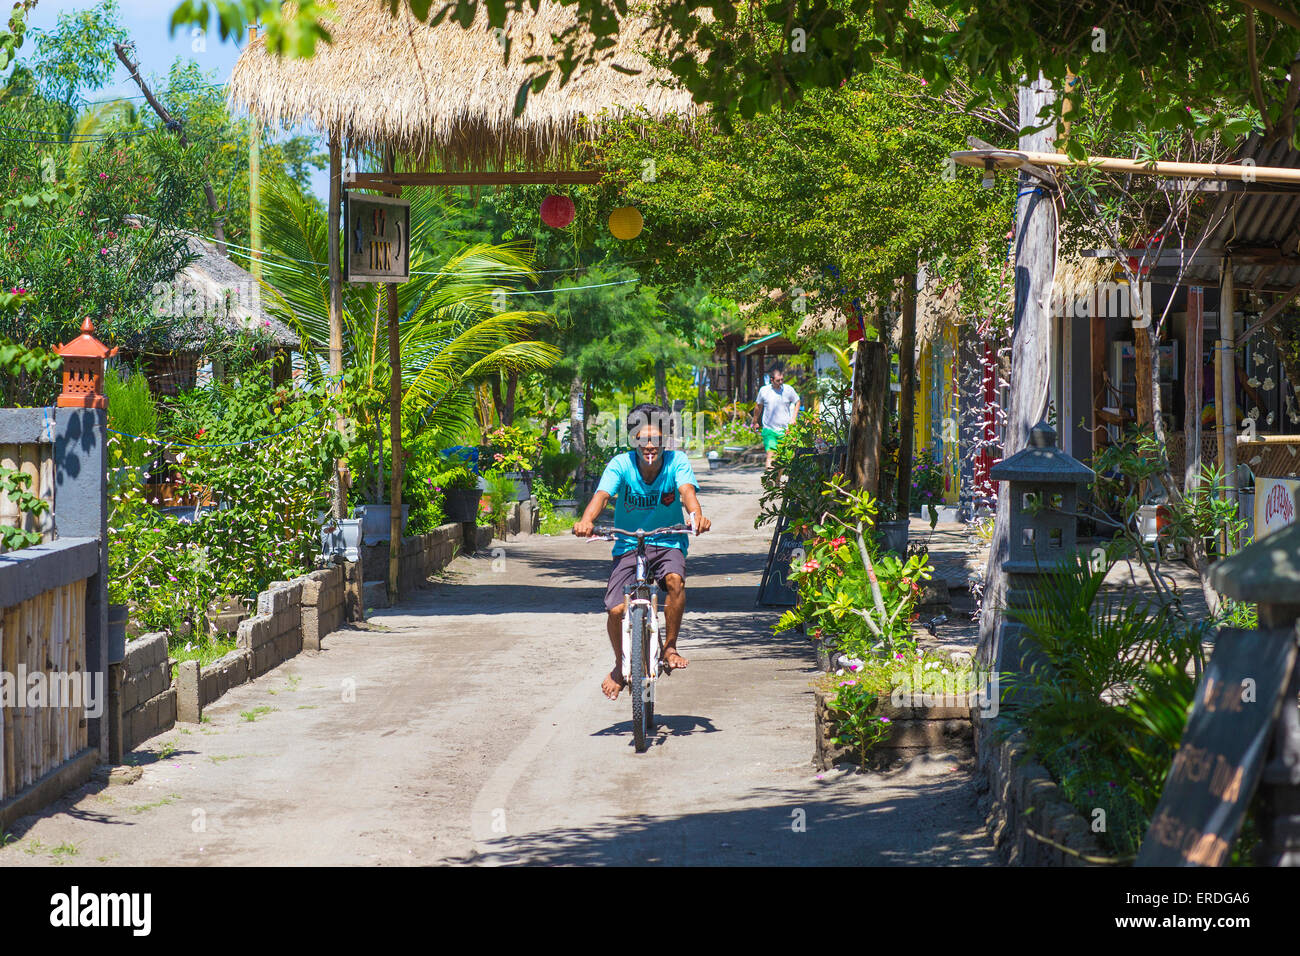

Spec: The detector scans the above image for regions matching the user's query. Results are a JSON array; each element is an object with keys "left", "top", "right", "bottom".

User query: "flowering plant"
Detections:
[
  {"left": 481, "top": 425, "right": 542, "bottom": 474},
  {"left": 910, "top": 448, "right": 945, "bottom": 527}
]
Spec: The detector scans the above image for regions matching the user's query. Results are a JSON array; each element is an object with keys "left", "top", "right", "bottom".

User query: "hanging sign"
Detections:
[{"left": 344, "top": 192, "right": 410, "bottom": 283}]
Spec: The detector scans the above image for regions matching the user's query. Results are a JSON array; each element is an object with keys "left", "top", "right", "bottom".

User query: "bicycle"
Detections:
[{"left": 588, "top": 518, "right": 698, "bottom": 752}]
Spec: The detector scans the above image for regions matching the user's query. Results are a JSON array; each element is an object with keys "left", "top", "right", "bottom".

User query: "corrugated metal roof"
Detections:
[{"left": 1184, "top": 135, "right": 1300, "bottom": 292}]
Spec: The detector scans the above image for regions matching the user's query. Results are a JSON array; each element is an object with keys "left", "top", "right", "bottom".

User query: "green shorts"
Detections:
[{"left": 761, "top": 427, "right": 785, "bottom": 451}]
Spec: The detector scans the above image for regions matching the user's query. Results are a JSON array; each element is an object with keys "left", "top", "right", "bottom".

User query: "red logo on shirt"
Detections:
[{"left": 661, "top": 491, "right": 676, "bottom": 506}]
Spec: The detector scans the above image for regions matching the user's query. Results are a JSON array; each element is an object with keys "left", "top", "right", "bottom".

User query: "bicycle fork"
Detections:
[{"left": 621, "top": 588, "right": 662, "bottom": 701}]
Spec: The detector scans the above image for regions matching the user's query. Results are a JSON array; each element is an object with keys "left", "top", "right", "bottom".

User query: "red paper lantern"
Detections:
[{"left": 540, "top": 194, "right": 576, "bottom": 228}]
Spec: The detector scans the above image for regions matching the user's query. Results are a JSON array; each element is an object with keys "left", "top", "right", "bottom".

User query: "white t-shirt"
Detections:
[{"left": 757, "top": 383, "right": 799, "bottom": 430}]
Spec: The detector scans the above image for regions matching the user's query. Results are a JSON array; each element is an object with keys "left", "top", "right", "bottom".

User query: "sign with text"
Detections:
[
  {"left": 1255, "top": 477, "right": 1299, "bottom": 539},
  {"left": 1136, "top": 627, "right": 1298, "bottom": 867},
  {"left": 344, "top": 192, "right": 410, "bottom": 283}
]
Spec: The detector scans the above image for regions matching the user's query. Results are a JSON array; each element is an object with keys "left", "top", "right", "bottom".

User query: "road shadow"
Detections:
[{"left": 457, "top": 779, "right": 995, "bottom": 866}]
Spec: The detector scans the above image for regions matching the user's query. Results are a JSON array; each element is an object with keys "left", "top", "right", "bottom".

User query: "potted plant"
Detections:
[
  {"left": 437, "top": 465, "right": 484, "bottom": 523},
  {"left": 481, "top": 425, "right": 542, "bottom": 500}
]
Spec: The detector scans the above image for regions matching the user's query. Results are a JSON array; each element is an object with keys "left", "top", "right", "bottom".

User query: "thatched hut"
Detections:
[
  {"left": 227, "top": 0, "right": 697, "bottom": 168},
  {"left": 127, "top": 236, "right": 299, "bottom": 397}
]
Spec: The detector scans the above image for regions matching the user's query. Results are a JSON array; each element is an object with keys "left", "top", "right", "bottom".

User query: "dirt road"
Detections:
[{"left": 0, "top": 465, "right": 994, "bottom": 866}]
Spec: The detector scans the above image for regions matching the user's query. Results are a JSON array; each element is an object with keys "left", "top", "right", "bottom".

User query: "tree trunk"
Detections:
[
  {"left": 490, "top": 376, "right": 506, "bottom": 427},
  {"left": 504, "top": 370, "right": 518, "bottom": 426},
  {"left": 570, "top": 372, "right": 587, "bottom": 485},
  {"left": 896, "top": 272, "right": 918, "bottom": 520},
  {"left": 654, "top": 359, "right": 669, "bottom": 406},
  {"left": 848, "top": 339, "right": 888, "bottom": 493},
  {"left": 1184, "top": 286, "right": 1204, "bottom": 491},
  {"left": 976, "top": 75, "right": 1057, "bottom": 673}
]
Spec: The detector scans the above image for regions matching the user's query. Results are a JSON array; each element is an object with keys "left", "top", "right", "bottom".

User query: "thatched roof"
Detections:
[
  {"left": 227, "top": 0, "right": 698, "bottom": 168},
  {"left": 155, "top": 237, "right": 298, "bottom": 350}
]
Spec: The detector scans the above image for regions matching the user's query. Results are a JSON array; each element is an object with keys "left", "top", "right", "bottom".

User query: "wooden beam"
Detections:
[
  {"left": 1185, "top": 286, "right": 1204, "bottom": 492},
  {"left": 954, "top": 148, "right": 1300, "bottom": 186},
  {"left": 347, "top": 171, "right": 602, "bottom": 188},
  {"left": 1240, "top": 279, "right": 1300, "bottom": 342},
  {"left": 967, "top": 136, "right": 1057, "bottom": 188}
]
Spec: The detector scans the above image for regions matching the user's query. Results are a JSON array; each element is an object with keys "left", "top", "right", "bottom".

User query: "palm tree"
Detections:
[{"left": 255, "top": 172, "right": 560, "bottom": 496}]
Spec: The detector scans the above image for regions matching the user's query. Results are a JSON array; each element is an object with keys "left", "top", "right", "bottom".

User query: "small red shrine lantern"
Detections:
[
  {"left": 540, "top": 194, "right": 576, "bottom": 228},
  {"left": 56, "top": 317, "right": 117, "bottom": 410}
]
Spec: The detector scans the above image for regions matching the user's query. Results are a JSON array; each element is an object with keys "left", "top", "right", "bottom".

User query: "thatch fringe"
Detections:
[{"left": 227, "top": 0, "right": 697, "bottom": 167}]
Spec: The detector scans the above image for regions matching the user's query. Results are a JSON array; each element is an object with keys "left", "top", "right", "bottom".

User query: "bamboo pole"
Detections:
[
  {"left": 1185, "top": 287, "right": 1204, "bottom": 491},
  {"left": 953, "top": 148, "right": 1300, "bottom": 186},
  {"left": 1221, "top": 259, "right": 1239, "bottom": 550},
  {"left": 328, "top": 133, "right": 348, "bottom": 520},
  {"left": 386, "top": 146, "right": 403, "bottom": 601}
]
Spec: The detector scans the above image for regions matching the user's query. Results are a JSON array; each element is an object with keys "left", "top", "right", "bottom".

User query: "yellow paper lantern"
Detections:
[{"left": 608, "top": 206, "right": 644, "bottom": 240}]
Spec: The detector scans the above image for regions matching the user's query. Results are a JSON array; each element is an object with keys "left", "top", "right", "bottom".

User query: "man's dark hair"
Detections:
[{"left": 626, "top": 402, "right": 674, "bottom": 439}]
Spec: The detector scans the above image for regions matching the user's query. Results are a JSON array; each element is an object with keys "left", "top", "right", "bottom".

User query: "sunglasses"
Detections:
[{"left": 634, "top": 435, "right": 664, "bottom": 447}]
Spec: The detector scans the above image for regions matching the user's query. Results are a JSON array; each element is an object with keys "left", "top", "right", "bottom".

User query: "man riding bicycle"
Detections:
[{"left": 573, "top": 403, "right": 711, "bottom": 700}]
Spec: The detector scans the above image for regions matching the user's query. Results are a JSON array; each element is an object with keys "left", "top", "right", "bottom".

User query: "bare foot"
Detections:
[
  {"left": 602, "top": 669, "right": 627, "bottom": 700},
  {"left": 663, "top": 648, "right": 688, "bottom": 670}
]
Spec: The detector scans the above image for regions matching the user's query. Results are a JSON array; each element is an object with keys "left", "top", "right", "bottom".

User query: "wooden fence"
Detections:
[
  {"left": 0, "top": 575, "right": 88, "bottom": 799},
  {"left": 0, "top": 440, "right": 55, "bottom": 549}
]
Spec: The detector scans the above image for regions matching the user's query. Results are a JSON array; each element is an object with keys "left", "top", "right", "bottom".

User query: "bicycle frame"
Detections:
[{"left": 621, "top": 534, "right": 663, "bottom": 686}]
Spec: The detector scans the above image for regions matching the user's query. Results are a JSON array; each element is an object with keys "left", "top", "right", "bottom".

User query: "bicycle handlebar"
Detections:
[{"left": 588, "top": 524, "right": 696, "bottom": 540}]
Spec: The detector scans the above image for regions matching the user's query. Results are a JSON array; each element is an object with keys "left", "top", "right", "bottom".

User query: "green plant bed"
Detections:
[
  {"left": 812, "top": 651, "right": 980, "bottom": 770},
  {"left": 538, "top": 511, "right": 575, "bottom": 536},
  {"left": 166, "top": 632, "right": 237, "bottom": 672}
]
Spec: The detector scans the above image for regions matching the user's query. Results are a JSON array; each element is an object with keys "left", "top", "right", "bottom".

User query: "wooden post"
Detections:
[
  {"left": 1220, "top": 258, "right": 1239, "bottom": 549},
  {"left": 1135, "top": 283, "right": 1154, "bottom": 431},
  {"left": 386, "top": 146, "right": 403, "bottom": 600},
  {"left": 328, "top": 133, "right": 347, "bottom": 519},
  {"left": 977, "top": 74, "right": 1057, "bottom": 673},
  {"left": 1090, "top": 287, "right": 1107, "bottom": 453},
  {"left": 896, "top": 272, "right": 918, "bottom": 518},
  {"left": 1185, "top": 286, "right": 1204, "bottom": 491}
]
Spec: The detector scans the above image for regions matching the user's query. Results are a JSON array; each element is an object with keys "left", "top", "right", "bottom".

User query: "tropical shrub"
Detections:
[
  {"left": 109, "top": 367, "right": 347, "bottom": 641},
  {"left": 1000, "top": 551, "right": 1212, "bottom": 860},
  {"left": 481, "top": 424, "right": 542, "bottom": 474},
  {"left": 777, "top": 477, "right": 931, "bottom": 661}
]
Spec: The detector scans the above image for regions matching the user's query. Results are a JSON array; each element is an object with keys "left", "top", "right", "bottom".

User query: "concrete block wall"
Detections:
[
  {"left": 361, "top": 523, "right": 464, "bottom": 597},
  {"left": 118, "top": 632, "right": 177, "bottom": 753},
  {"left": 300, "top": 565, "right": 344, "bottom": 650},
  {"left": 242, "top": 579, "right": 303, "bottom": 679}
]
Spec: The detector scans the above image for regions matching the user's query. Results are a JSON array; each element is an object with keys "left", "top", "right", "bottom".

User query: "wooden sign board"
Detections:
[
  {"left": 1136, "top": 627, "right": 1298, "bottom": 867},
  {"left": 344, "top": 192, "right": 410, "bottom": 284}
]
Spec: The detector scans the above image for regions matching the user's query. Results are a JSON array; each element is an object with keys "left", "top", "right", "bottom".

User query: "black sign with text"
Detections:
[
  {"left": 1137, "top": 626, "right": 1298, "bottom": 867},
  {"left": 344, "top": 191, "right": 410, "bottom": 283}
]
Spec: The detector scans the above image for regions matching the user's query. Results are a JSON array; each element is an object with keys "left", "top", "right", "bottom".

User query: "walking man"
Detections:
[{"left": 751, "top": 368, "right": 801, "bottom": 469}]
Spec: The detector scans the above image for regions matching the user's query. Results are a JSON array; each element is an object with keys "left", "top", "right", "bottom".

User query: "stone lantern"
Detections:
[
  {"left": 989, "top": 421, "right": 1095, "bottom": 676},
  {"left": 55, "top": 317, "right": 117, "bottom": 409},
  {"left": 1209, "top": 495, "right": 1300, "bottom": 866}
]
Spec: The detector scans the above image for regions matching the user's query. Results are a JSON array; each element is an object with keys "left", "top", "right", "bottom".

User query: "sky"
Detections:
[{"left": 24, "top": 0, "right": 329, "bottom": 200}]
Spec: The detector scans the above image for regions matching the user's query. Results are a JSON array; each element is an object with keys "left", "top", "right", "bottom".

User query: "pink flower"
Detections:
[
  {"left": 829, "top": 536, "right": 846, "bottom": 548},
  {"left": 801, "top": 559, "right": 820, "bottom": 573},
  {"left": 99, "top": 248, "right": 108, "bottom": 255},
  {"left": 98, "top": 172, "right": 107, "bottom": 180}
]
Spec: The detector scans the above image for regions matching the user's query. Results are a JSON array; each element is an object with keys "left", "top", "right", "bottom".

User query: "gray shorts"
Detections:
[{"left": 604, "top": 545, "right": 686, "bottom": 611}]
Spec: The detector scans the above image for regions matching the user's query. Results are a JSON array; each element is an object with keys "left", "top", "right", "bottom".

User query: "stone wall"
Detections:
[
  {"left": 112, "top": 632, "right": 177, "bottom": 756},
  {"left": 974, "top": 716, "right": 1106, "bottom": 866},
  {"left": 814, "top": 688, "right": 972, "bottom": 769}
]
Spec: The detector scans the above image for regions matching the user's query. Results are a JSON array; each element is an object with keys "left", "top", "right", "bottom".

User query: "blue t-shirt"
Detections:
[{"left": 597, "top": 449, "right": 699, "bottom": 557}]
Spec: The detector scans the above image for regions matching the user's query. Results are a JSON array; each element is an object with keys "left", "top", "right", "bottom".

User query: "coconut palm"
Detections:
[{"left": 255, "top": 171, "right": 559, "bottom": 447}]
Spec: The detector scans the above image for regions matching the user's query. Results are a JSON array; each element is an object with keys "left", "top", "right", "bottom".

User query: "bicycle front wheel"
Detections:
[{"left": 629, "top": 604, "right": 653, "bottom": 752}]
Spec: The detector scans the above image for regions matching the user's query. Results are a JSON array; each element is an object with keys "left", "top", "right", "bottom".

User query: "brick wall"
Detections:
[{"left": 300, "top": 566, "right": 344, "bottom": 650}]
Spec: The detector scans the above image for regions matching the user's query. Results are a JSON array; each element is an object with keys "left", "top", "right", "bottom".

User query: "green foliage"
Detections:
[
  {"left": 105, "top": 367, "right": 159, "bottom": 471},
  {"left": 595, "top": 71, "right": 1011, "bottom": 313},
  {"left": 908, "top": 448, "right": 944, "bottom": 526},
  {"left": 109, "top": 367, "right": 347, "bottom": 635},
  {"left": 483, "top": 471, "right": 515, "bottom": 537},
  {"left": 779, "top": 477, "right": 930, "bottom": 660},
  {"left": 1001, "top": 550, "right": 1209, "bottom": 858},
  {"left": 827, "top": 679, "right": 892, "bottom": 771},
  {"left": 27, "top": 0, "right": 127, "bottom": 134},
  {"left": 481, "top": 424, "right": 542, "bottom": 474},
  {"left": 0, "top": 466, "right": 48, "bottom": 551}
]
